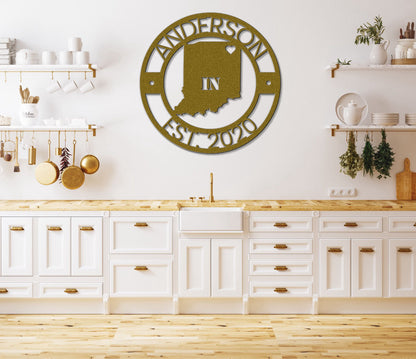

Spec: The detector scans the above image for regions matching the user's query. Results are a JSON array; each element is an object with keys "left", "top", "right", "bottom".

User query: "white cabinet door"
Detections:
[
  {"left": 211, "top": 239, "right": 242, "bottom": 297},
  {"left": 319, "top": 239, "right": 350, "bottom": 297},
  {"left": 351, "top": 239, "right": 382, "bottom": 297},
  {"left": 71, "top": 217, "right": 102, "bottom": 276},
  {"left": 389, "top": 239, "right": 416, "bottom": 297},
  {"left": 178, "top": 239, "right": 210, "bottom": 297},
  {"left": 38, "top": 217, "right": 71, "bottom": 276},
  {"left": 1, "top": 218, "right": 32, "bottom": 276}
]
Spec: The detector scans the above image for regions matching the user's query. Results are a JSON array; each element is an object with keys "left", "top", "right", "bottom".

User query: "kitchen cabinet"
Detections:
[
  {"left": 319, "top": 237, "right": 382, "bottom": 298},
  {"left": 178, "top": 238, "right": 242, "bottom": 298},
  {"left": 389, "top": 239, "right": 416, "bottom": 297},
  {"left": 1, "top": 217, "right": 33, "bottom": 276}
]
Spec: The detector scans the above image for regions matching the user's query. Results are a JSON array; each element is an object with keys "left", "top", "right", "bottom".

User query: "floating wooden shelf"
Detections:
[
  {"left": 0, "top": 64, "right": 97, "bottom": 81},
  {"left": 327, "top": 63, "right": 416, "bottom": 78},
  {"left": 329, "top": 124, "right": 416, "bottom": 137}
]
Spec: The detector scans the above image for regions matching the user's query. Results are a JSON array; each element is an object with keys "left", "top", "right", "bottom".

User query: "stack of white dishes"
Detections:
[
  {"left": 371, "top": 113, "right": 399, "bottom": 126},
  {"left": 405, "top": 113, "right": 416, "bottom": 126}
]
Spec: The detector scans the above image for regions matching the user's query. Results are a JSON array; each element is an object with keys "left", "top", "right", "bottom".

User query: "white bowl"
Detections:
[{"left": 372, "top": 118, "right": 399, "bottom": 126}]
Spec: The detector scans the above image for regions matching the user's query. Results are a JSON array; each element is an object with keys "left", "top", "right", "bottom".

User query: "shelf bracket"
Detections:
[
  {"left": 330, "top": 124, "right": 339, "bottom": 136},
  {"left": 331, "top": 63, "right": 340, "bottom": 78},
  {"left": 88, "top": 64, "right": 96, "bottom": 78}
]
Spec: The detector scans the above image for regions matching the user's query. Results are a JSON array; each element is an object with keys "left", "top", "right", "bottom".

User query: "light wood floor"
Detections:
[{"left": 0, "top": 315, "right": 415, "bottom": 358}]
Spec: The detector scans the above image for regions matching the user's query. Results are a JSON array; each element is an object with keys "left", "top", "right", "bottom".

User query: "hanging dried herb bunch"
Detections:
[
  {"left": 374, "top": 129, "right": 395, "bottom": 179},
  {"left": 59, "top": 147, "right": 71, "bottom": 182},
  {"left": 340, "top": 131, "right": 363, "bottom": 179},
  {"left": 362, "top": 133, "right": 375, "bottom": 176}
]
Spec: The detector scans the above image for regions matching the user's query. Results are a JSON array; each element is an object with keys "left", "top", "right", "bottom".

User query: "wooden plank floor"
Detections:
[{"left": 0, "top": 315, "right": 415, "bottom": 358}]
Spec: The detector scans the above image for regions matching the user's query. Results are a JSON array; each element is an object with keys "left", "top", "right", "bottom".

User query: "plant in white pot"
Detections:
[{"left": 355, "top": 15, "right": 389, "bottom": 65}]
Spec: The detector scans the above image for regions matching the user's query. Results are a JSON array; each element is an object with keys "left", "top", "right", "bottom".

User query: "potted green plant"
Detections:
[{"left": 355, "top": 15, "right": 389, "bottom": 65}]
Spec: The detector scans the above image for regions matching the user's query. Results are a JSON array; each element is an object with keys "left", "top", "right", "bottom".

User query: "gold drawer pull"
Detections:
[
  {"left": 274, "top": 265, "right": 288, "bottom": 271},
  {"left": 64, "top": 288, "right": 78, "bottom": 294},
  {"left": 398, "top": 248, "right": 412, "bottom": 253},
  {"left": 80, "top": 226, "right": 94, "bottom": 231},
  {"left": 134, "top": 222, "right": 148, "bottom": 227},
  {"left": 274, "top": 287, "right": 288, "bottom": 293},
  {"left": 328, "top": 247, "right": 343, "bottom": 253},
  {"left": 9, "top": 226, "right": 24, "bottom": 231},
  {"left": 274, "top": 222, "right": 288, "bottom": 228},
  {"left": 0, "top": 288, "right": 8, "bottom": 294},
  {"left": 274, "top": 244, "right": 288, "bottom": 249},
  {"left": 134, "top": 266, "right": 148, "bottom": 271},
  {"left": 344, "top": 222, "right": 358, "bottom": 227},
  {"left": 48, "top": 226, "right": 62, "bottom": 231},
  {"left": 360, "top": 248, "right": 374, "bottom": 253}
]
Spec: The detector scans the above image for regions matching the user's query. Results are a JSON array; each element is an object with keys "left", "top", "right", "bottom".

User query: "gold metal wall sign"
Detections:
[{"left": 140, "top": 12, "right": 281, "bottom": 154}]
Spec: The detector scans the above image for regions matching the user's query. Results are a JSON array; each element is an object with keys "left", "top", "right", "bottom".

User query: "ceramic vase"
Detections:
[{"left": 369, "top": 41, "right": 390, "bottom": 65}]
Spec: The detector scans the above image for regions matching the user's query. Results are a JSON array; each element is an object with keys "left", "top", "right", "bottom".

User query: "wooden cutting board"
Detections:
[{"left": 396, "top": 158, "right": 414, "bottom": 200}]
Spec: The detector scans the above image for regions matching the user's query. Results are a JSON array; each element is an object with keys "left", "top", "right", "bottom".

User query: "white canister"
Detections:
[
  {"left": 58, "top": 51, "right": 73, "bottom": 65},
  {"left": 20, "top": 104, "right": 39, "bottom": 126},
  {"left": 42, "top": 51, "right": 56, "bottom": 65},
  {"left": 68, "top": 37, "right": 82, "bottom": 52},
  {"left": 74, "top": 51, "right": 90, "bottom": 65},
  {"left": 407, "top": 47, "right": 416, "bottom": 59},
  {"left": 395, "top": 44, "right": 406, "bottom": 59}
]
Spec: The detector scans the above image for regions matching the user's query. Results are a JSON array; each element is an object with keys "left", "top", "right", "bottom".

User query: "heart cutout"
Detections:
[{"left": 225, "top": 45, "right": 236, "bottom": 54}]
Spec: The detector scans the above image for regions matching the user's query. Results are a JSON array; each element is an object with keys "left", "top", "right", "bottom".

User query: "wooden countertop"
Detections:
[{"left": 0, "top": 200, "right": 415, "bottom": 211}]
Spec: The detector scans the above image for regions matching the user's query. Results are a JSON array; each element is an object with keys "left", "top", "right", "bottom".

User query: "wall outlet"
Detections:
[{"left": 328, "top": 188, "right": 357, "bottom": 197}]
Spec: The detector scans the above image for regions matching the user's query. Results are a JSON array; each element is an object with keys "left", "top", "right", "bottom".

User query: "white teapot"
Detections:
[{"left": 337, "top": 100, "right": 367, "bottom": 126}]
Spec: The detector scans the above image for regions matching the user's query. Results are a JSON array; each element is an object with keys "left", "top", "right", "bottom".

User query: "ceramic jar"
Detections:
[{"left": 20, "top": 104, "right": 39, "bottom": 126}]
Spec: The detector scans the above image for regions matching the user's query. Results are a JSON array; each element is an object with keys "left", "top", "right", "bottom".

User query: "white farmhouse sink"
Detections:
[{"left": 179, "top": 207, "right": 243, "bottom": 232}]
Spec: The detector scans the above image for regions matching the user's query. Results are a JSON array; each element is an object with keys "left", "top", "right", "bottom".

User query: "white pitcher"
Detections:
[{"left": 370, "top": 40, "right": 390, "bottom": 65}]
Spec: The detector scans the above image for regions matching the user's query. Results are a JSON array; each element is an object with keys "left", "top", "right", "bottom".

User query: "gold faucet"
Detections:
[{"left": 210, "top": 172, "right": 214, "bottom": 203}]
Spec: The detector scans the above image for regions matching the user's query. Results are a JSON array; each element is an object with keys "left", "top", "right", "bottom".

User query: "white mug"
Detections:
[
  {"left": 62, "top": 80, "right": 78, "bottom": 93},
  {"left": 407, "top": 48, "right": 416, "bottom": 59},
  {"left": 46, "top": 80, "right": 61, "bottom": 93},
  {"left": 68, "top": 37, "right": 82, "bottom": 52},
  {"left": 58, "top": 51, "right": 73, "bottom": 65},
  {"left": 42, "top": 51, "right": 56, "bottom": 65},
  {"left": 75, "top": 51, "right": 90, "bottom": 65},
  {"left": 395, "top": 44, "right": 406, "bottom": 59},
  {"left": 79, "top": 80, "right": 94, "bottom": 93}
]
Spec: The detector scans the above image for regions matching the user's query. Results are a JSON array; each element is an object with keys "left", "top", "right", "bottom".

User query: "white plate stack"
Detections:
[
  {"left": 371, "top": 113, "right": 399, "bottom": 126},
  {"left": 0, "top": 38, "right": 16, "bottom": 64},
  {"left": 405, "top": 113, "right": 416, "bottom": 126}
]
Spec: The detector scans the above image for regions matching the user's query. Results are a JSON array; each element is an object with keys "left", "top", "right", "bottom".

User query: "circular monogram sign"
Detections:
[{"left": 140, "top": 12, "right": 281, "bottom": 154}]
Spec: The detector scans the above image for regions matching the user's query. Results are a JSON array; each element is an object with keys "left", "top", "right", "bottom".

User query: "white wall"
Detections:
[{"left": 0, "top": 0, "right": 414, "bottom": 200}]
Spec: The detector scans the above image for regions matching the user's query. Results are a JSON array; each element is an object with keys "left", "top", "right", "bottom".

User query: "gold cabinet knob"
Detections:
[
  {"left": 328, "top": 247, "right": 343, "bottom": 253},
  {"left": 134, "top": 222, "right": 148, "bottom": 227},
  {"left": 274, "top": 287, "right": 288, "bottom": 293},
  {"left": 274, "top": 222, "right": 288, "bottom": 228},
  {"left": 398, "top": 248, "right": 412, "bottom": 253},
  {"left": 274, "top": 244, "right": 288, "bottom": 249},
  {"left": 48, "top": 226, "right": 62, "bottom": 231},
  {"left": 80, "top": 226, "right": 94, "bottom": 231},
  {"left": 0, "top": 288, "right": 8, "bottom": 294},
  {"left": 64, "top": 288, "right": 78, "bottom": 294},
  {"left": 344, "top": 222, "right": 358, "bottom": 227},
  {"left": 134, "top": 266, "right": 148, "bottom": 271},
  {"left": 360, "top": 248, "right": 374, "bottom": 253},
  {"left": 274, "top": 265, "right": 288, "bottom": 271},
  {"left": 9, "top": 226, "right": 24, "bottom": 231}
]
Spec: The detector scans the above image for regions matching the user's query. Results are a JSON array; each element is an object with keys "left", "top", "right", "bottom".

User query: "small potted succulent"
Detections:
[{"left": 355, "top": 15, "right": 389, "bottom": 65}]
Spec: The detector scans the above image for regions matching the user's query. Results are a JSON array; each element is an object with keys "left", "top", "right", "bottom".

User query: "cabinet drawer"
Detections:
[
  {"left": 389, "top": 217, "right": 416, "bottom": 232},
  {"left": 249, "top": 260, "right": 312, "bottom": 276},
  {"left": 319, "top": 217, "right": 382, "bottom": 232},
  {"left": 249, "top": 280, "right": 312, "bottom": 297},
  {"left": 110, "top": 259, "right": 172, "bottom": 297},
  {"left": 38, "top": 283, "right": 102, "bottom": 298},
  {"left": 250, "top": 216, "right": 312, "bottom": 233},
  {"left": 110, "top": 217, "right": 172, "bottom": 253},
  {"left": 0, "top": 283, "right": 32, "bottom": 298},
  {"left": 249, "top": 238, "right": 312, "bottom": 254}
]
